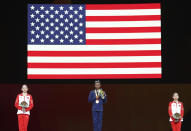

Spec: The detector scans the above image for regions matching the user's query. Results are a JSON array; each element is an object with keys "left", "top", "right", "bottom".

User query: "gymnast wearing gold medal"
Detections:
[{"left": 88, "top": 80, "right": 107, "bottom": 131}]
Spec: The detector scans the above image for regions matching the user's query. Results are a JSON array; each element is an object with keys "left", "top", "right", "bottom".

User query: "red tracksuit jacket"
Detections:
[
  {"left": 168, "top": 101, "right": 184, "bottom": 122},
  {"left": 15, "top": 93, "right": 34, "bottom": 115}
]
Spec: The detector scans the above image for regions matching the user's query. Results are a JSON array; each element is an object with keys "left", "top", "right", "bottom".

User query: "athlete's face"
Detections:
[
  {"left": 22, "top": 85, "right": 28, "bottom": 93},
  {"left": 173, "top": 93, "right": 179, "bottom": 101},
  {"left": 95, "top": 83, "right": 101, "bottom": 90}
]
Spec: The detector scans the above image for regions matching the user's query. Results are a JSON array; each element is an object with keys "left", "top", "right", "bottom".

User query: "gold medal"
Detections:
[{"left": 96, "top": 100, "right": 99, "bottom": 104}]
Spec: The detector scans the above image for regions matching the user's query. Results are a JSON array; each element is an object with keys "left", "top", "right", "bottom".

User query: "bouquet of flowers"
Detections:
[
  {"left": 173, "top": 113, "right": 181, "bottom": 122},
  {"left": 20, "top": 101, "right": 28, "bottom": 108},
  {"left": 99, "top": 89, "right": 105, "bottom": 99}
]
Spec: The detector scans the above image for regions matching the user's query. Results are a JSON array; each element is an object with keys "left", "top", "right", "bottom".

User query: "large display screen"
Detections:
[{"left": 27, "top": 3, "right": 161, "bottom": 79}]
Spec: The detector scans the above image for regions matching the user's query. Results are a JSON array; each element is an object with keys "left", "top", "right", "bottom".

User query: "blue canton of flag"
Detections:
[{"left": 28, "top": 4, "right": 86, "bottom": 45}]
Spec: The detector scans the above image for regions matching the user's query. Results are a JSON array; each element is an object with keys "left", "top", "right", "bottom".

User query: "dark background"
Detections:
[
  {"left": 0, "top": 84, "right": 191, "bottom": 131},
  {"left": 0, "top": 0, "right": 191, "bottom": 131}
]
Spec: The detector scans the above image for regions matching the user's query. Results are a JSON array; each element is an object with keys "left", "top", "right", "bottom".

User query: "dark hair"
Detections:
[{"left": 95, "top": 80, "right": 101, "bottom": 84}]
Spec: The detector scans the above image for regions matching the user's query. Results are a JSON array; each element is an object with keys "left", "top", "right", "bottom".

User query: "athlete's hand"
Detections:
[
  {"left": 22, "top": 108, "right": 26, "bottom": 112},
  {"left": 174, "top": 119, "right": 179, "bottom": 123}
]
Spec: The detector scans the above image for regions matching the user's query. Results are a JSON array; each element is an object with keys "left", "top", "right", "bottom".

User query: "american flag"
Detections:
[{"left": 27, "top": 3, "right": 161, "bottom": 79}]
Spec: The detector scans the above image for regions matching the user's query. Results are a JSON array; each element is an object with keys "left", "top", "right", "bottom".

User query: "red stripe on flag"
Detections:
[
  {"left": 86, "top": 39, "right": 161, "bottom": 45},
  {"left": 28, "top": 74, "right": 162, "bottom": 79},
  {"left": 28, "top": 50, "right": 161, "bottom": 57},
  {"left": 86, "top": 27, "right": 161, "bottom": 33},
  {"left": 86, "top": 15, "right": 160, "bottom": 21},
  {"left": 86, "top": 3, "right": 160, "bottom": 10},
  {"left": 28, "top": 62, "right": 161, "bottom": 68}
]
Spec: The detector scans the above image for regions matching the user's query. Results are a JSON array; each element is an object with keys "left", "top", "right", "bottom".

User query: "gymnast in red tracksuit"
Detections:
[
  {"left": 15, "top": 84, "right": 34, "bottom": 131},
  {"left": 168, "top": 92, "right": 184, "bottom": 131}
]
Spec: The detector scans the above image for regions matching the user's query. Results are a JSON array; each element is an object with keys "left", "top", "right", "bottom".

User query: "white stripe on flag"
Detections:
[
  {"left": 86, "top": 33, "right": 161, "bottom": 39},
  {"left": 86, "top": 21, "right": 161, "bottom": 27},
  {"left": 27, "top": 68, "right": 161, "bottom": 74},
  {"left": 28, "top": 56, "right": 161, "bottom": 63},
  {"left": 86, "top": 9, "right": 161, "bottom": 16},
  {"left": 28, "top": 44, "right": 161, "bottom": 51}
]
